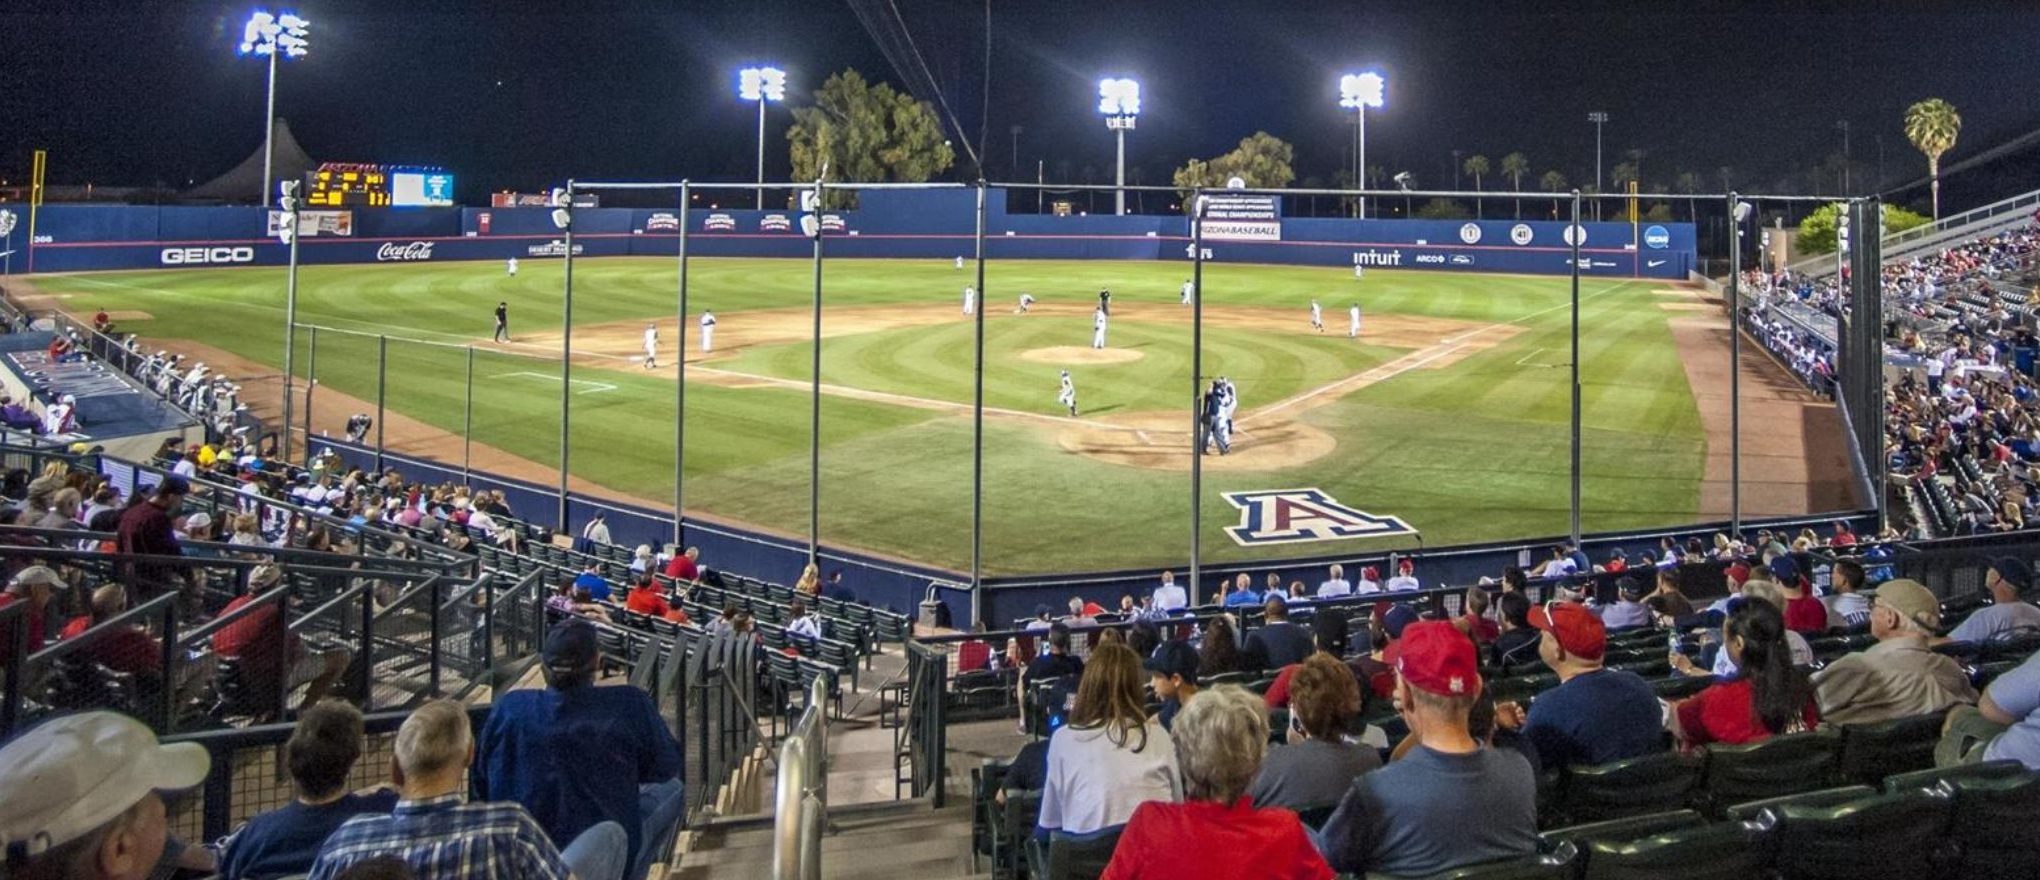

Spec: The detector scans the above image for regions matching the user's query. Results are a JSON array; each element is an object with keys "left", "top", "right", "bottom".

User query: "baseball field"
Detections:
[{"left": 22, "top": 256, "right": 1846, "bottom": 574}]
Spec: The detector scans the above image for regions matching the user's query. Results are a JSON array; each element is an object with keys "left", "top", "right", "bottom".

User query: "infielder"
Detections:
[
  {"left": 1349, "top": 302, "right": 1363, "bottom": 339},
  {"left": 962, "top": 285, "right": 977, "bottom": 317},
  {"left": 1015, "top": 293, "right": 1035, "bottom": 314},
  {"left": 642, "top": 322, "right": 659, "bottom": 369},
  {"left": 506, "top": 257, "right": 519, "bottom": 277},
  {"left": 1091, "top": 305, "right": 1109, "bottom": 349},
  {"left": 1057, "top": 370, "right": 1078, "bottom": 416},
  {"left": 1310, "top": 299, "right": 1324, "bottom": 332},
  {"left": 1180, "top": 279, "right": 1194, "bottom": 305},
  {"left": 493, "top": 301, "right": 509, "bottom": 343},
  {"left": 699, "top": 310, "right": 717, "bottom": 354}
]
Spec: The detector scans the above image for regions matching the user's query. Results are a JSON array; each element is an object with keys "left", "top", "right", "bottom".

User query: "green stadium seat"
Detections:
[
  {"left": 1834, "top": 712, "right": 1945, "bottom": 786},
  {"left": 1042, "top": 826, "right": 1121, "bottom": 880},
  {"left": 1944, "top": 768, "right": 2040, "bottom": 878},
  {"left": 1538, "top": 809, "right": 1701, "bottom": 852},
  {"left": 1697, "top": 730, "right": 1839, "bottom": 816},
  {"left": 1880, "top": 759, "right": 2028, "bottom": 794},
  {"left": 1722, "top": 784, "right": 1876, "bottom": 822},
  {"left": 1556, "top": 750, "right": 1703, "bottom": 825},
  {"left": 1579, "top": 818, "right": 1775, "bottom": 880},
  {"left": 1369, "top": 843, "right": 1578, "bottom": 880},
  {"left": 1766, "top": 787, "right": 1953, "bottom": 880},
  {"left": 1650, "top": 674, "right": 1715, "bottom": 701}
]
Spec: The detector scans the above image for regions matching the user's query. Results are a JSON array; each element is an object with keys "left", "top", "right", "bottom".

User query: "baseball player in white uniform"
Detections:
[
  {"left": 1310, "top": 300, "right": 1324, "bottom": 332},
  {"left": 1218, "top": 376, "right": 1238, "bottom": 446},
  {"left": 642, "top": 323, "right": 659, "bottom": 369},
  {"left": 1057, "top": 370, "right": 1078, "bottom": 416},
  {"left": 506, "top": 257, "right": 519, "bottom": 277},
  {"left": 1180, "top": 279, "right": 1194, "bottom": 305},
  {"left": 954, "top": 255, "right": 965, "bottom": 270},
  {"left": 962, "top": 285, "right": 977, "bottom": 317},
  {"left": 1091, "top": 306, "right": 1109, "bottom": 349},
  {"left": 1015, "top": 293, "right": 1035, "bottom": 314},
  {"left": 1349, "top": 303, "right": 1362, "bottom": 339},
  {"left": 699, "top": 311, "right": 717, "bottom": 353}
]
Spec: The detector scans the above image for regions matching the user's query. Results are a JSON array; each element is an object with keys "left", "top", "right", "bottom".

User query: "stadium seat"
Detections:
[
  {"left": 1944, "top": 768, "right": 2040, "bottom": 878},
  {"left": 1765, "top": 787, "right": 1953, "bottom": 880},
  {"left": 1834, "top": 712, "right": 1946, "bottom": 786},
  {"left": 991, "top": 789, "right": 1041, "bottom": 879},
  {"left": 1697, "top": 731, "right": 1840, "bottom": 815},
  {"left": 1578, "top": 818, "right": 1775, "bottom": 880},
  {"left": 1042, "top": 826, "right": 1121, "bottom": 880},
  {"left": 1374, "top": 843, "right": 1578, "bottom": 880},
  {"left": 1538, "top": 809, "right": 1701, "bottom": 852},
  {"left": 1881, "top": 759, "right": 2029, "bottom": 794},
  {"left": 1722, "top": 784, "right": 1876, "bottom": 822},
  {"left": 1649, "top": 674, "right": 1715, "bottom": 701},
  {"left": 1556, "top": 750, "right": 1703, "bottom": 825}
]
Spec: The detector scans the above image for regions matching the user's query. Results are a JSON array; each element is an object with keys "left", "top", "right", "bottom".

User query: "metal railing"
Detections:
[
  {"left": 1784, "top": 187, "right": 2040, "bottom": 277},
  {"left": 772, "top": 675, "right": 829, "bottom": 880}
]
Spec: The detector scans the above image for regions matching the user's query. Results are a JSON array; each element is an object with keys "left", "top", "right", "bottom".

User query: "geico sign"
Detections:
[
  {"left": 161, "top": 247, "right": 255, "bottom": 265},
  {"left": 376, "top": 241, "right": 435, "bottom": 261}
]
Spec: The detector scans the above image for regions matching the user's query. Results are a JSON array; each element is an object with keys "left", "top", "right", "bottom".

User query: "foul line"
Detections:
[{"left": 492, "top": 371, "right": 617, "bottom": 394}]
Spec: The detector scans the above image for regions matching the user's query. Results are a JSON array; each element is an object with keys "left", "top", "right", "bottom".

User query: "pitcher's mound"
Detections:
[
  {"left": 1058, "top": 411, "right": 1334, "bottom": 472},
  {"left": 1019, "top": 346, "right": 1144, "bottom": 365}
]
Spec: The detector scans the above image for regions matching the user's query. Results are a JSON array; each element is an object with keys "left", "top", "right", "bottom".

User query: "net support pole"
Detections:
[
  {"left": 675, "top": 182, "right": 691, "bottom": 547},
  {"left": 462, "top": 344, "right": 473, "bottom": 485},
  {"left": 1569, "top": 191, "right": 1583, "bottom": 546},
  {"left": 375, "top": 334, "right": 388, "bottom": 473},
  {"left": 1727, "top": 192, "right": 1743, "bottom": 538},
  {"left": 559, "top": 184, "right": 576, "bottom": 530},
  {"left": 1189, "top": 190, "right": 1206, "bottom": 606},
  {"left": 303, "top": 325, "right": 317, "bottom": 447},
  {"left": 807, "top": 180, "right": 825, "bottom": 564},
  {"left": 281, "top": 219, "right": 301, "bottom": 462},
  {"left": 970, "top": 182, "right": 988, "bottom": 627}
]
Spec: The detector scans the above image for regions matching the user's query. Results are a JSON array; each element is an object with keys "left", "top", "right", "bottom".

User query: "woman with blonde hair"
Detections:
[
  {"left": 793, "top": 563, "right": 820, "bottom": 597},
  {"left": 1038, "top": 642, "right": 1180, "bottom": 837},
  {"left": 1102, "top": 685, "right": 1332, "bottom": 879}
]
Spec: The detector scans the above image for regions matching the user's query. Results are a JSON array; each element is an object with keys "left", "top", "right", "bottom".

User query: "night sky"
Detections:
[{"left": 5, "top": 0, "right": 2040, "bottom": 212}]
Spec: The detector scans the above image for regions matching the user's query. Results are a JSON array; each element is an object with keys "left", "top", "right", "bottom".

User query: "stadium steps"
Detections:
[{"left": 671, "top": 799, "right": 983, "bottom": 879}]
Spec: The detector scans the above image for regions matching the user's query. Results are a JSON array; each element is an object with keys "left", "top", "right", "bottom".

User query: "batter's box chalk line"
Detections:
[{"left": 491, "top": 371, "right": 618, "bottom": 393}]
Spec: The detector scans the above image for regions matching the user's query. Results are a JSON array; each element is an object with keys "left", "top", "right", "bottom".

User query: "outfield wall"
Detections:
[{"left": 10, "top": 189, "right": 1695, "bottom": 279}]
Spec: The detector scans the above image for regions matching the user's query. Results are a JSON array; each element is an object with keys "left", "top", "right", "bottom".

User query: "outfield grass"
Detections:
[{"left": 34, "top": 257, "right": 1707, "bottom": 573}]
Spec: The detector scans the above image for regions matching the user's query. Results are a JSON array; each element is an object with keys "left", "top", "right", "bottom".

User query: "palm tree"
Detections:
[
  {"left": 1676, "top": 171, "right": 1702, "bottom": 222},
  {"left": 1540, "top": 170, "right": 1568, "bottom": 219},
  {"left": 1463, "top": 154, "right": 1490, "bottom": 217},
  {"left": 1501, "top": 152, "right": 1529, "bottom": 219},
  {"left": 1904, "top": 98, "right": 1962, "bottom": 220}
]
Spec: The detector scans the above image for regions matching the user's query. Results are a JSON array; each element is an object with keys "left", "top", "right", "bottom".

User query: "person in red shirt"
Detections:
[
  {"left": 1768, "top": 556, "right": 1829, "bottom": 635},
  {"left": 661, "top": 546, "right": 701, "bottom": 583},
  {"left": 1671, "top": 599, "right": 1817, "bottom": 747},
  {"left": 1455, "top": 587, "right": 1500, "bottom": 644},
  {"left": 1101, "top": 685, "right": 1332, "bottom": 880},
  {"left": 213, "top": 564, "right": 352, "bottom": 715},
  {"left": 60, "top": 584, "right": 163, "bottom": 678},
  {"left": 624, "top": 574, "right": 686, "bottom": 623},
  {"left": 0, "top": 565, "right": 60, "bottom": 655},
  {"left": 116, "top": 476, "right": 189, "bottom": 599}
]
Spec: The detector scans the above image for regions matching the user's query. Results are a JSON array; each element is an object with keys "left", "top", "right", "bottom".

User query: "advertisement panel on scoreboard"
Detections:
[
  {"left": 390, "top": 172, "right": 455, "bottom": 207},
  {"left": 1198, "top": 193, "right": 1282, "bottom": 241}
]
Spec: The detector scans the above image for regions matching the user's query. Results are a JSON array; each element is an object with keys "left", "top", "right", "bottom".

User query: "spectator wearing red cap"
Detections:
[
  {"left": 1353, "top": 566, "right": 1382, "bottom": 596},
  {"left": 1669, "top": 599, "right": 1818, "bottom": 747},
  {"left": 1319, "top": 622, "right": 1537, "bottom": 877},
  {"left": 1384, "top": 559, "right": 1419, "bottom": 593},
  {"left": 1494, "top": 602, "right": 1663, "bottom": 772}
]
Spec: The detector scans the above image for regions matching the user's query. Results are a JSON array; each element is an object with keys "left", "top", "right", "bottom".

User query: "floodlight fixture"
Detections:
[
  {"left": 241, "top": 10, "right": 310, "bottom": 208},
  {"left": 739, "top": 66, "right": 788, "bottom": 208},
  {"left": 1097, "top": 78, "right": 1141, "bottom": 117},
  {"left": 1338, "top": 72, "right": 1385, "bottom": 109}
]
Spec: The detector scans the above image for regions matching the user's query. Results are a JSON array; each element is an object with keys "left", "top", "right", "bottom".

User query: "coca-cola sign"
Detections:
[{"left": 376, "top": 241, "right": 435, "bottom": 262}]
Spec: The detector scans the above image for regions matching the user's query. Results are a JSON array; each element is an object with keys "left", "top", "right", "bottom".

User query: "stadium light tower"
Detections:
[
  {"left": 738, "top": 66, "right": 787, "bottom": 210},
  {"left": 239, "top": 10, "right": 310, "bottom": 207},
  {"left": 1338, "top": 72, "right": 1385, "bottom": 219},
  {"left": 1098, "top": 77, "right": 1141, "bottom": 215}
]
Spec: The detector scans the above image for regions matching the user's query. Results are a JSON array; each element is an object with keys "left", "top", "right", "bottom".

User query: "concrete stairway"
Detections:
[{"left": 671, "top": 798, "right": 985, "bottom": 879}]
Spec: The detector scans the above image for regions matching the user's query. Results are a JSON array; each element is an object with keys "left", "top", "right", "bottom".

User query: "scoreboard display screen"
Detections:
[{"left": 305, "top": 163, "right": 454, "bottom": 207}]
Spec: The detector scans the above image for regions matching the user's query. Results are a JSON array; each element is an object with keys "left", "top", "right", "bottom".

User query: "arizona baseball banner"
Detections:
[
  {"left": 1199, "top": 193, "right": 1282, "bottom": 242},
  {"left": 1222, "top": 488, "right": 1414, "bottom": 545}
]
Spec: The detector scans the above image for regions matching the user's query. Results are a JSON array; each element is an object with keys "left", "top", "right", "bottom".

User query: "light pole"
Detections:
[
  {"left": 1836, "top": 119, "right": 1851, "bottom": 194},
  {"left": 1098, "top": 77, "right": 1140, "bottom": 215},
  {"left": 239, "top": 11, "right": 310, "bottom": 207},
  {"left": 1338, "top": 72, "right": 1384, "bottom": 219},
  {"left": 738, "top": 66, "right": 787, "bottom": 210},
  {"left": 276, "top": 180, "right": 303, "bottom": 462},
  {"left": 1587, "top": 111, "right": 1608, "bottom": 218}
]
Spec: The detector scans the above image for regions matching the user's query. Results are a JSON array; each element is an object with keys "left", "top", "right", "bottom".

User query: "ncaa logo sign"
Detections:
[
  {"left": 1222, "top": 488, "right": 1415, "bottom": 546},
  {"left": 1644, "top": 225, "right": 1671, "bottom": 249},
  {"left": 1458, "top": 223, "right": 1482, "bottom": 244},
  {"left": 1509, "top": 224, "right": 1534, "bottom": 245}
]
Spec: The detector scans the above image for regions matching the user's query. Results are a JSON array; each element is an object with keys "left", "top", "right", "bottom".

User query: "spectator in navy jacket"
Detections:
[{"left": 212, "top": 702, "right": 397, "bottom": 880}]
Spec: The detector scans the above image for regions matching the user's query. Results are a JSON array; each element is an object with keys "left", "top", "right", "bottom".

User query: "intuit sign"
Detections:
[{"left": 1352, "top": 249, "right": 1404, "bottom": 267}]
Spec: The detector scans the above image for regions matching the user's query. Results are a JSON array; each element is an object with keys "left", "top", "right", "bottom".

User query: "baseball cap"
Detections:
[
  {"left": 1991, "top": 557, "right": 2033, "bottom": 596},
  {"left": 1768, "top": 555, "right": 1801, "bottom": 583},
  {"left": 1142, "top": 641, "right": 1200, "bottom": 681},
  {"left": 9, "top": 566, "right": 64, "bottom": 592},
  {"left": 542, "top": 619, "right": 600, "bottom": 671},
  {"left": 1726, "top": 561, "right": 1752, "bottom": 586},
  {"left": 1529, "top": 600, "right": 1607, "bottom": 660},
  {"left": 1380, "top": 604, "right": 1420, "bottom": 640},
  {"left": 1873, "top": 579, "right": 1941, "bottom": 630},
  {"left": 1617, "top": 576, "right": 1646, "bottom": 599},
  {"left": 0, "top": 712, "right": 210, "bottom": 857},
  {"left": 157, "top": 476, "right": 190, "bottom": 496},
  {"left": 1395, "top": 621, "right": 1480, "bottom": 697},
  {"left": 185, "top": 512, "right": 211, "bottom": 530}
]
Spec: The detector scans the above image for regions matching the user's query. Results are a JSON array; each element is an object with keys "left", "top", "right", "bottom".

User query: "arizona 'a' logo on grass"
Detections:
[{"left": 1221, "top": 488, "right": 1414, "bottom": 546}]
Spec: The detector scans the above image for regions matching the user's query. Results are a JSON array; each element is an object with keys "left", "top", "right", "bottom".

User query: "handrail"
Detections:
[{"left": 772, "top": 675, "right": 829, "bottom": 880}]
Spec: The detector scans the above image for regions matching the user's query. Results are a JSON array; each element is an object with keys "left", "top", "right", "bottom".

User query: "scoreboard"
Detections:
[{"left": 306, "top": 163, "right": 454, "bottom": 207}]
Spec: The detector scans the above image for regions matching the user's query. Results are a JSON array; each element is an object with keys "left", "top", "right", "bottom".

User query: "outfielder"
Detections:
[
  {"left": 955, "top": 255, "right": 965, "bottom": 270},
  {"left": 1015, "top": 293, "right": 1035, "bottom": 314},
  {"left": 506, "top": 257, "right": 519, "bottom": 277},
  {"left": 1091, "top": 305, "right": 1109, "bottom": 349},
  {"left": 1057, "top": 370, "right": 1078, "bottom": 416},
  {"left": 642, "top": 322, "right": 659, "bottom": 369},
  {"left": 1349, "top": 302, "right": 1363, "bottom": 339},
  {"left": 699, "top": 310, "right": 717, "bottom": 354},
  {"left": 1180, "top": 279, "right": 1194, "bottom": 305},
  {"left": 1310, "top": 299, "right": 1324, "bottom": 332},
  {"left": 493, "top": 301, "right": 509, "bottom": 343},
  {"left": 962, "top": 285, "right": 977, "bottom": 317}
]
